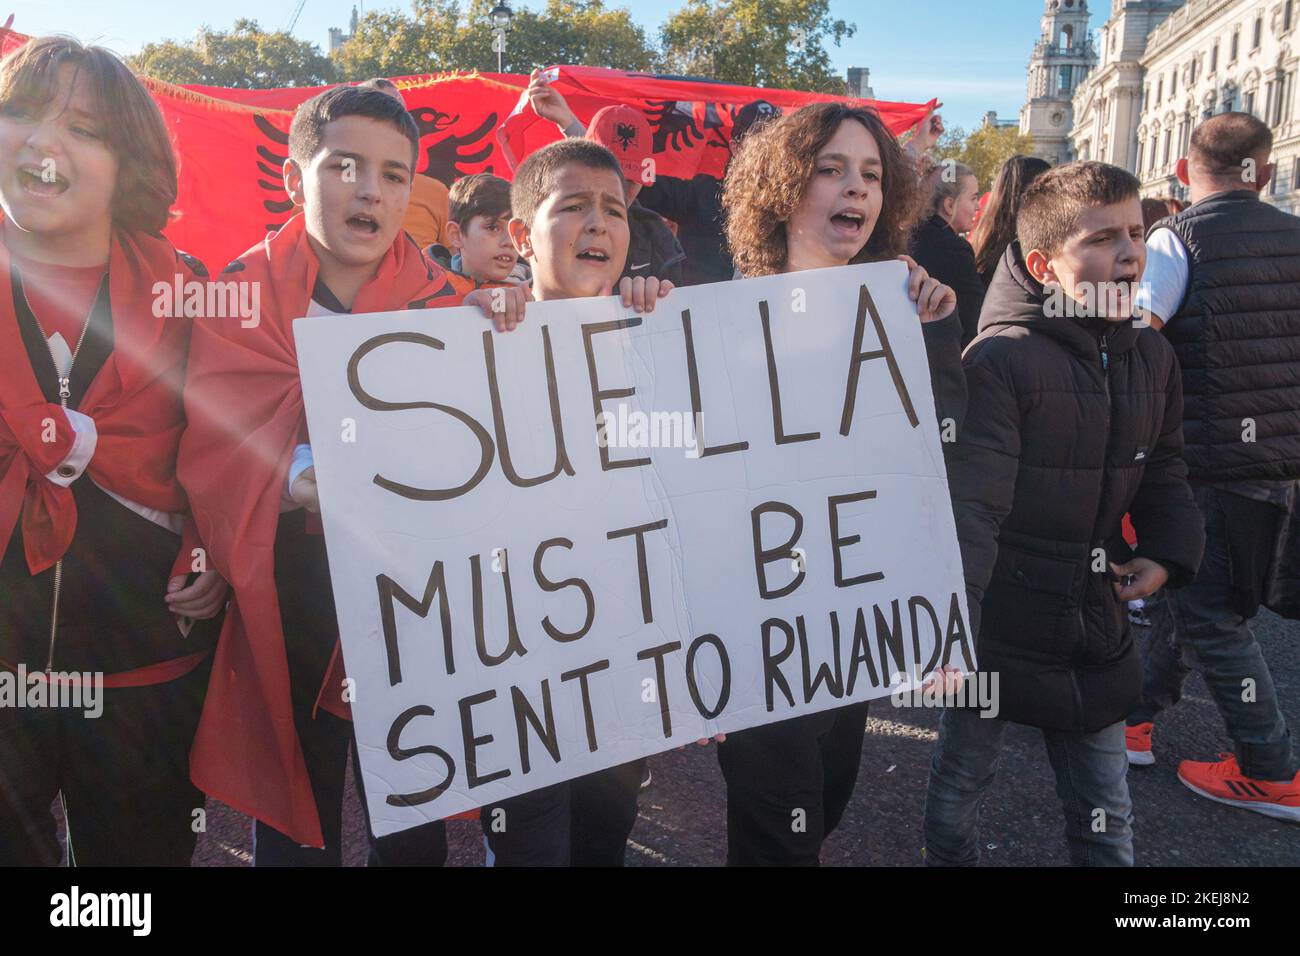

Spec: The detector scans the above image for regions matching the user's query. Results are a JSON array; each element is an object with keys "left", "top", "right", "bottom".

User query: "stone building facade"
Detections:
[
  {"left": 1020, "top": 0, "right": 1100, "bottom": 164},
  {"left": 1030, "top": 0, "right": 1300, "bottom": 214}
]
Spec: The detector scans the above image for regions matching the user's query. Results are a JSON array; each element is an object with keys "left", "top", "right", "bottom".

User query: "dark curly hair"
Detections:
[{"left": 722, "top": 102, "right": 923, "bottom": 277}]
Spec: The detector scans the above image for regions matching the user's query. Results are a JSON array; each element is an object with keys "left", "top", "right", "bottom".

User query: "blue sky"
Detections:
[{"left": 6, "top": 0, "right": 1066, "bottom": 132}]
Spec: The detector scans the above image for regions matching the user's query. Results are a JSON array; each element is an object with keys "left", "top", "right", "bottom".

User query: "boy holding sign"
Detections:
[
  {"left": 717, "top": 101, "right": 968, "bottom": 866},
  {"left": 178, "top": 85, "right": 523, "bottom": 865},
  {"left": 923, "top": 162, "right": 1204, "bottom": 866},
  {"left": 483, "top": 137, "right": 679, "bottom": 865}
]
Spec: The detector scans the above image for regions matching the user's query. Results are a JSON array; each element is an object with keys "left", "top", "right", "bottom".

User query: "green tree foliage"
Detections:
[
  {"left": 659, "top": 0, "right": 855, "bottom": 93},
  {"left": 130, "top": 19, "right": 336, "bottom": 87},
  {"left": 332, "top": 0, "right": 657, "bottom": 80},
  {"left": 130, "top": 1, "right": 858, "bottom": 96},
  {"left": 935, "top": 123, "right": 1036, "bottom": 191}
]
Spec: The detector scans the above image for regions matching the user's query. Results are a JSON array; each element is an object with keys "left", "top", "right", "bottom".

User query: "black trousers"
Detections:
[
  {"left": 255, "top": 512, "right": 448, "bottom": 866},
  {"left": 717, "top": 702, "right": 870, "bottom": 866},
  {"left": 569, "top": 758, "right": 646, "bottom": 866},
  {"left": 0, "top": 660, "right": 211, "bottom": 866}
]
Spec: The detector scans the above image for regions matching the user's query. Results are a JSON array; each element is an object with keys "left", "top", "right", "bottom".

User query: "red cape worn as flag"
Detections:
[
  {"left": 0, "top": 211, "right": 196, "bottom": 575},
  {"left": 177, "top": 214, "right": 457, "bottom": 848},
  {"left": 1, "top": 25, "right": 936, "bottom": 272}
]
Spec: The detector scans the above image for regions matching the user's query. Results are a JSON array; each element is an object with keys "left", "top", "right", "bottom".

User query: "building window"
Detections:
[
  {"left": 1162, "top": 129, "right": 1172, "bottom": 167},
  {"left": 1172, "top": 67, "right": 1178, "bottom": 95},
  {"left": 1135, "top": 140, "right": 1144, "bottom": 175},
  {"left": 1231, "top": 28, "right": 1240, "bottom": 61},
  {"left": 1293, "top": 156, "right": 1300, "bottom": 192},
  {"left": 1286, "top": 1, "right": 1294, "bottom": 32},
  {"left": 1059, "top": 65, "right": 1072, "bottom": 92},
  {"left": 1245, "top": 90, "right": 1256, "bottom": 115},
  {"left": 1157, "top": 77, "right": 1164, "bottom": 101},
  {"left": 1211, "top": 43, "right": 1218, "bottom": 73},
  {"left": 1254, "top": 17, "right": 1263, "bottom": 49}
]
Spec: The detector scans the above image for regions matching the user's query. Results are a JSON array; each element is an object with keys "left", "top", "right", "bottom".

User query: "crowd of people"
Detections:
[{"left": 0, "top": 35, "right": 1296, "bottom": 869}]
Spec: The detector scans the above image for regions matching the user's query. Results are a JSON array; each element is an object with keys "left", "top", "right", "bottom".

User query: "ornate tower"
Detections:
[{"left": 1020, "top": 0, "right": 1099, "bottom": 164}]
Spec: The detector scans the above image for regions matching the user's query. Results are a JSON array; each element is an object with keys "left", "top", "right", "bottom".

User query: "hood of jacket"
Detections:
[{"left": 978, "top": 241, "right": 1141, "bottom": 362}]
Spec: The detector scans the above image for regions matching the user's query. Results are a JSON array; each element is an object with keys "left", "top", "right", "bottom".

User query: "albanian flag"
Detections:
[{"left": 0, "top": 23, "right": 935, "bottom": 293}]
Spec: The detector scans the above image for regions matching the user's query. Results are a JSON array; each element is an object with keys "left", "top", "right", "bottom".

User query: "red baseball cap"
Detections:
[{"left": 585, "top": 105, "right": 652, "bottom": 181}]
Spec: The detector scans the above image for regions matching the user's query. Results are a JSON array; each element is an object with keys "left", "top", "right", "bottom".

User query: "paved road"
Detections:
[{"left": 193, "top": 610, "right": 1300, "bottom": 866}]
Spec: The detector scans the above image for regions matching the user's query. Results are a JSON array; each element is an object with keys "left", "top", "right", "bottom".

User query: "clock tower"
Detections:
[{"left": 1020, "top": 0, "right": 1098, "bottom": 164}]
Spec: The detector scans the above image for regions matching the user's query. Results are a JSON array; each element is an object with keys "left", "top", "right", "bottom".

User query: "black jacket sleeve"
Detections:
[
  {"left": 945, "top": 345, "right": 1022, "bottom": 636},
  {"left": 910, "top": 225, "right": 986, "bottom": 348},
  {"left": 921, "top": 312, "right": 967, "bottom": 431},
  {"left": 638, "top": 174, "right": 703, "bottom": 228},
  {"left": 1127, "top": 346, "right": 1205, "bottom": 588}
]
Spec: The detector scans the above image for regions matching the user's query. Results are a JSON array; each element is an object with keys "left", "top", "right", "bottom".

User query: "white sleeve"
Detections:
[
  {"left": 44, "top": 409, "right": 97, "bottom": 487},
  {"left": 285, "top": 443, "right": 314, "bottom": 496},
  {"left": 1135, "top": 228, "right": 1190, "bottom": 325}
]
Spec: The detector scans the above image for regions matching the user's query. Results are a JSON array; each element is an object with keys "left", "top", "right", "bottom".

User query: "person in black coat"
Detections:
[
  {"left": 923, "top": 162, "right": 1205, "bottom": 867},
  {"left": 910, "top": 161, "right": 985, "bottom": 346}
]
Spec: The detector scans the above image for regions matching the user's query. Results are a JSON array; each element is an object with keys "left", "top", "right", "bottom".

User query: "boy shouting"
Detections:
[{"left": 924, "top": 162, "right": 1204, "bottom": 866}]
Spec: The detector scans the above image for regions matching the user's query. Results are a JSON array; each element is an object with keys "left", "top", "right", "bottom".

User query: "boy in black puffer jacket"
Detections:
[{"left": 923, "top": 162, "right": 1205, "bottom": 867}]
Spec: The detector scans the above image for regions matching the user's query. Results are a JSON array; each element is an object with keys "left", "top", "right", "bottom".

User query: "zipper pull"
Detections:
[
  {"left": 58, "top": 377, "right": 71, "bottom": 401},
  {"left": 1099, "top": 335, "right": 1109, "bottom": 372}
]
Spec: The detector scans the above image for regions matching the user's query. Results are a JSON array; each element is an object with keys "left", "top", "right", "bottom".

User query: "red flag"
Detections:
[
  {"left": 497, "top": 65, "right": 936, "bottom": 178},
  {"left": 2, "top": 25, "right": 935, "bottom": 272}
]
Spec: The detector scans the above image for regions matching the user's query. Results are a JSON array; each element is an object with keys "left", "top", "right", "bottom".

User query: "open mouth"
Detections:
[
  {"left": 493, "top": 253, "right": 516, "bottom": 265},
  {"left": 830, "top": 210, "right": 865, "bottom": 233},
  {"left": 346, "top": 213, "right": 380, "bottom": 235},
  {"left": 17, "top": 165, "right": 70, "bottom": 196},
  {"left": 576, "top": 248, "right": 610, "bottom": 263}
]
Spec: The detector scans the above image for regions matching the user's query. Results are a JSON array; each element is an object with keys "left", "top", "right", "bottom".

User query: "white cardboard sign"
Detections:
[{"left": 295, "top": 261, "right": 972, "bottom": 836}]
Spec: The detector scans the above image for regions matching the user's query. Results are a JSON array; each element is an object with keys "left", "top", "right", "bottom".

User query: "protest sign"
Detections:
[{"left": 295, "top": 261, "right": 972, "bottom": 836}]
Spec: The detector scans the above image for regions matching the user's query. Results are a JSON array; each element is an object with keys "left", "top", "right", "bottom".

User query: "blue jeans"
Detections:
[
  {"left": 1130, "top": 486, "right": 1296, "bottom": 781},
  {"left": 923, "top": 708, "right": 1134, "bottom": 866}
]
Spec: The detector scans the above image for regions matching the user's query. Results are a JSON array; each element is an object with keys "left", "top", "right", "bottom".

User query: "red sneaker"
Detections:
[
  {"left": 1177, "top": 754, "right": 1300, "bottom": 823},
  {"left": 1125, "top": 722, "right": 1154, "bottom": 766}
]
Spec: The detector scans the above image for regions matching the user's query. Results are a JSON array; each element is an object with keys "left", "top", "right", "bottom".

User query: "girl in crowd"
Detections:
[
  {"left": 719, "top": 101, "right": 967, "bottom": 866},
  {"left": 0, "top": 37, "right": 226, "bottom": 865},
  {"left": 969, "top": 154, "right": 1050, "bottom": 289},
  {"left": 910, "top": 160, "right": 985, "bottom": 346}
]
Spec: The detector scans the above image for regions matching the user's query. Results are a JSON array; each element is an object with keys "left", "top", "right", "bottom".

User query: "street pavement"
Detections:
[{"left": 192, "top": 610, "right": 1299, "bottom": 866}]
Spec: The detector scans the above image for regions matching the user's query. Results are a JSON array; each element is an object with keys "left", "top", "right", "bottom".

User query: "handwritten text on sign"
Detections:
[{"left": 295, "top": 262, "right": 972, "bottom": 836}]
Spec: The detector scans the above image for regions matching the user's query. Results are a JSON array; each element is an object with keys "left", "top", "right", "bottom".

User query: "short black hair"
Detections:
[
  {"left": 510, "top": 139, "right": 625, "bottom": 227},
  {"left": 449, "top": 173, "right": 512, "bottom": 226},
  {"left": 1017, "top": 161, "right": 1140, "bottom": 259},
  {"left": 1189, "top": 111, "right": 1273, "bottom": 179},
  {"left": 288, "top": 85, "right": 420, "bottom": 168}
]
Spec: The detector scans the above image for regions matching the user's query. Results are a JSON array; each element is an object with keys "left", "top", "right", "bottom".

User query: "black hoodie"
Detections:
[{"left": 949, "top": 242, "right": 1204, "bottom": 732}]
